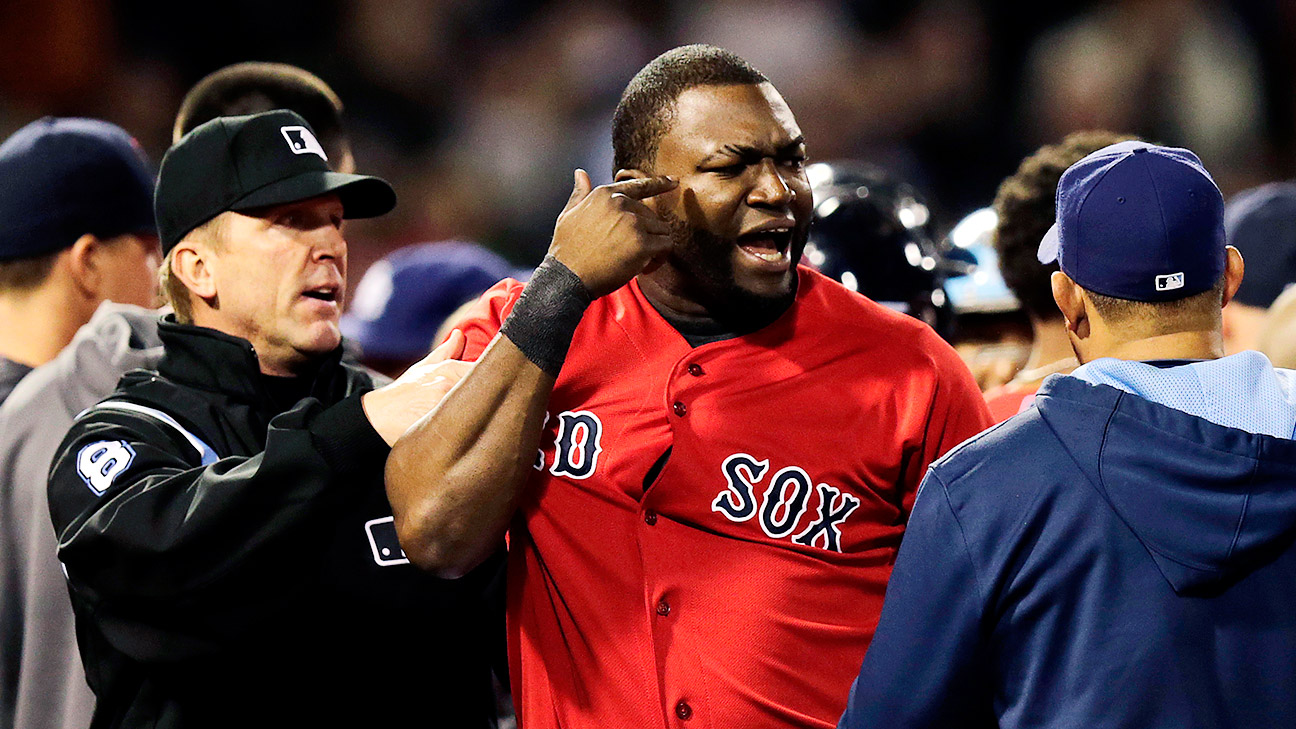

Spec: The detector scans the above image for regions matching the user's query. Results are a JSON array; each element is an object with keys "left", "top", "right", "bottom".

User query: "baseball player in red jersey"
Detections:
[{"left": 386, "top": 45, "right": 991, "bottom": 728}]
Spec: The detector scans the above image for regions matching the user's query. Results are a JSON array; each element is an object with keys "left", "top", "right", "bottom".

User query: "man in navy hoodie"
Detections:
[{"left": 838, "top": 141, "right": 1296, "bottom": 729}]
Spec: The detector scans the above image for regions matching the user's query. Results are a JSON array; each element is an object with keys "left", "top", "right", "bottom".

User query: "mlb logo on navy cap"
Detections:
[
  {"left": 1037, "top": 140, "right": 1225, "bottom": 302},
  {"left": 281, "top": 125, "right": 327, "bottom": 161},
  {"left": 1156, "top": 272, "right": 1185, "bottom": 292}
]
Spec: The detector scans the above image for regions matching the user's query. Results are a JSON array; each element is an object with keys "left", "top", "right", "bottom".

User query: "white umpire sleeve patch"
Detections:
[
  {"left": 76, "top": 440, "right": 136, "bottom": 495},
  {"left": 364, "top": 516, "right": 410, "bottom": 566}
]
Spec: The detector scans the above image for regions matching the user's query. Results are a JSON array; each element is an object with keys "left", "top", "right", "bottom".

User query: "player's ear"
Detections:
[
  {"left": 64, "top": 233, "right": 107, "bottom": 299},
  {"left": 171, "top": 234, "right": 218, "bottom": 303},
  {"left": 614, "top": 168, "right": 649, "bottom": 183},
  {"left": 1220, "top": 245, "right": 1244, "bottom": 309},
  {"left": 1051, "top": 271, "right": 1088, "bottom": 339}
]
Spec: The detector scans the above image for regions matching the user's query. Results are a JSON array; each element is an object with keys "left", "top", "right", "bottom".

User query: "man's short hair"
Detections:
[
  {"left": 1087, "top": 276, "right": 1226, "bottom": 337},
  {"left": 173, "top": 62, "right": 348, "bottom": 163},
  {"left": 993, "top": 131, "right": 1137, "bottom": 321},
  {"left": 0, "top": 250, "right": 60, "bottom": 293},
  {"left": 612, "top": 44, "right": 768, "bottom": 173},
  {"left": 159, "top": 215, "right": 226, "bottom": 325}
]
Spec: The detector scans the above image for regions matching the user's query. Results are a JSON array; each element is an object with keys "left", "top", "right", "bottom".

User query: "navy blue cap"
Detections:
[
  {"left": 1223, "top": 182, "right": 1296, "bottom": 308},
  {"left": 1038, "top": 141, "right": 1225, "bottom": 302},
  {"left": 0, "top": 117, "right": 156, "bottom": 261},
  {"left": 341, "top": 242, "right": 528, "bottom": 360}
]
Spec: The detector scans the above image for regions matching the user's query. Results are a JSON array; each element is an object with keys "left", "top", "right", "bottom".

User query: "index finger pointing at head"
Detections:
[{"left": 606, "top": 175, "right": 678, "bottom": 201}]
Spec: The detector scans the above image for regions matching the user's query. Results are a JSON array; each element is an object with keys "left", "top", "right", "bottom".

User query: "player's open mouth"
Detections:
[
  {"left": 737, "top": 227, "right": 793, "bottom": 267},
  {"left": 301, "top": 286, "right": 340, "bottom": 303}
]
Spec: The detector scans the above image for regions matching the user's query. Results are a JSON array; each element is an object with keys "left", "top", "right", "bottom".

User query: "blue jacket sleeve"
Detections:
[{"left": 838, "top": 469, "right": 996, "bottom": 729}]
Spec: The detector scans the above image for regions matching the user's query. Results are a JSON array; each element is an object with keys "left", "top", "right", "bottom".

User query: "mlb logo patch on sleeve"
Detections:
[
  {"left": 364, "top": 516, "right": 410, "bottom": 566},
  {"left": 76, "top": 440, "right": 136, "bottom": 495}
]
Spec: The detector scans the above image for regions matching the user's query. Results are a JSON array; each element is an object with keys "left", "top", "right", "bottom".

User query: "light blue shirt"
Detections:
[{"left": 1067, "top": 350, "right": 1296, "bottom": 439}]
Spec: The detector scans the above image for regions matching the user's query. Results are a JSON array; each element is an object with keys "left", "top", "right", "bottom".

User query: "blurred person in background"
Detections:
[
  {"left": 172, "top": 61, "right": 356, "bottom": 174},
  {"left": 0, "top": 117, "right": 159, "bottom": 729},
  {"left": 804, "top": 160, "right": 1032, "bottom": 390},
  {"left": 940, "top": 207, "right": 1031, "bottom": 393},
  {"left": 1020, "top": 0, "right": 1264, "bottom": 194},
  {"left": 1221, "top": 181, "right": 1296, "bottom": 354},
  {"left": 342, "top": 241, "right": 523, "bottom": 378},
  {"left": 0, "top": 118, "right": 159, "bottom": 403},
  {"left": 0, "top": 306, "right": 162, "bottom": 729},
  {"left": 1257, "top": 283, "right": 1296, "bottom": 368},
  {"left": 984, "top": 130, "right": 1138, "bottom": 420},
  {"left": 804, "top": 160, "right": 955, "bottom": 339}
]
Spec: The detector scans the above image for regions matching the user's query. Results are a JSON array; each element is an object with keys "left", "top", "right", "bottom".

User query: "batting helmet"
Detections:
[{"left": 805, "top": 160, "right": 954, "bottom": 338}]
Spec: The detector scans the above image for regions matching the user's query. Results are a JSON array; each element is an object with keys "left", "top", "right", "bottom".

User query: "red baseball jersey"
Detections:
[
  {"left": 984, "top": 381, "right": 1041, "bottom": 423},
  {"left": 454, "top": 266, "right": 991, "bottom": 729}
]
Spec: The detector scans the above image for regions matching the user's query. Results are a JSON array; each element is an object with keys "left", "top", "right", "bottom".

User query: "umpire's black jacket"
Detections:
[{"left": 48, "top": 318, "right": 504, "bottom": 729}]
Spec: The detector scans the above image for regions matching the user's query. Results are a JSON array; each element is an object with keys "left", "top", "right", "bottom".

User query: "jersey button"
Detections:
[
  {"left": 675, "top": 700, "right": 692, "bottom": 721},
  {"left": 687, "top": 363, "right": 704, "bottom": 376},
  {"left": 673, "top": 401, "right": 687, "bottom": 416},
  {"left": 656, "top": 598, "right": 671, "bottom": 616},
  {"left": 644, "top": 510, "right": 658, "bottom": 525}
]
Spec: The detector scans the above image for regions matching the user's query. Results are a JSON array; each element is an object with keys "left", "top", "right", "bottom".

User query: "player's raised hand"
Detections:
[
  {"left": 548, "top": 169, "right": 677, "bottom": 298},
  {"left": 362, "top": 330, "right": 474, "bottom": 445}
]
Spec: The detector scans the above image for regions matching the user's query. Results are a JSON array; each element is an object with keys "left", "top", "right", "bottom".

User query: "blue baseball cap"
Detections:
[
  {"left": 1223, "top": 182, "right": 1296, "bottom": 308},
  {"left": 341, "top": 241, "right": 528, "bottom": 360},
  {"left": 0, "top": 117, "right": 156, "bottom": 261},
  {"left": 1037, "top": 141, "right": 1225, "bottom": 302}
]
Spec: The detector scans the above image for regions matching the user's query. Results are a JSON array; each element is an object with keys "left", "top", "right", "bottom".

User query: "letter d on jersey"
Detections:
[
  {"left": 76, "top": 440, "right": 136, "bottom": 495},
  {"left": 550, "top": 411, "right": 603, "bottom": 479}
]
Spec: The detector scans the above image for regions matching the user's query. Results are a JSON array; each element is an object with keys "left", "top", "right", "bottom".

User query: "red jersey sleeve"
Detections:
[
  {"left": 444, "top": 278, "right": 527, "bottom": 363},
  {"left": 904, "top": 331, "right": 993, "bottom": 516}
]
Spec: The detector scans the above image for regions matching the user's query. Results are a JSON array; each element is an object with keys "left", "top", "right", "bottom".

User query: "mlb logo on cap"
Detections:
[
  {"left": 155, "top": 109, "right": 395, "bottom": 253},
  {"left": 1156, "top": 272, "right": 1185, "bottom": 292},
  {"left": 1037, "top": 141, "right": 1226, "bottom": 302},
  {"left": 281, "top": 126, "right": 327, "bottom": 161}
]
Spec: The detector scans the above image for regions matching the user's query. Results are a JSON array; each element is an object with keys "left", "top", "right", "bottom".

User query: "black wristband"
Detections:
[{"left": 501, "top": 255, "right": 592, "bottom": 378}]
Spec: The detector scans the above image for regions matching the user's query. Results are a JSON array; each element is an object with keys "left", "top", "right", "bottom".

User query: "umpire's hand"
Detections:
[
  {"left": 362, "top": 330, "right": 473, "bottom": 445},
  {"left": 548, "top": 169, "right": 677, "bottom": 298}
]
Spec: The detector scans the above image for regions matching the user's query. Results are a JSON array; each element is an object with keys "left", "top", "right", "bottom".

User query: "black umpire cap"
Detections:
[{"left": 155, "top": 109, "right": 395, "bottom": 252}]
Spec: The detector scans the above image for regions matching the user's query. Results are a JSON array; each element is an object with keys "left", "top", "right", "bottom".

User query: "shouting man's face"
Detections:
[{"left": 637, "top": 82, "right": 812, "bottom": 323}]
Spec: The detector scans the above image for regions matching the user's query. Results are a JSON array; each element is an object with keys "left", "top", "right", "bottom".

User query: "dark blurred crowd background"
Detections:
[{"left": 2, "top": 0, "right": 1294, "bottom": 288}]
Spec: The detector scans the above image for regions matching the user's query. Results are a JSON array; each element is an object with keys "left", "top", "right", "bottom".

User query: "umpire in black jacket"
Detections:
[{"left": 48, "top": 110, "right": 502, "bottom": 729}]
